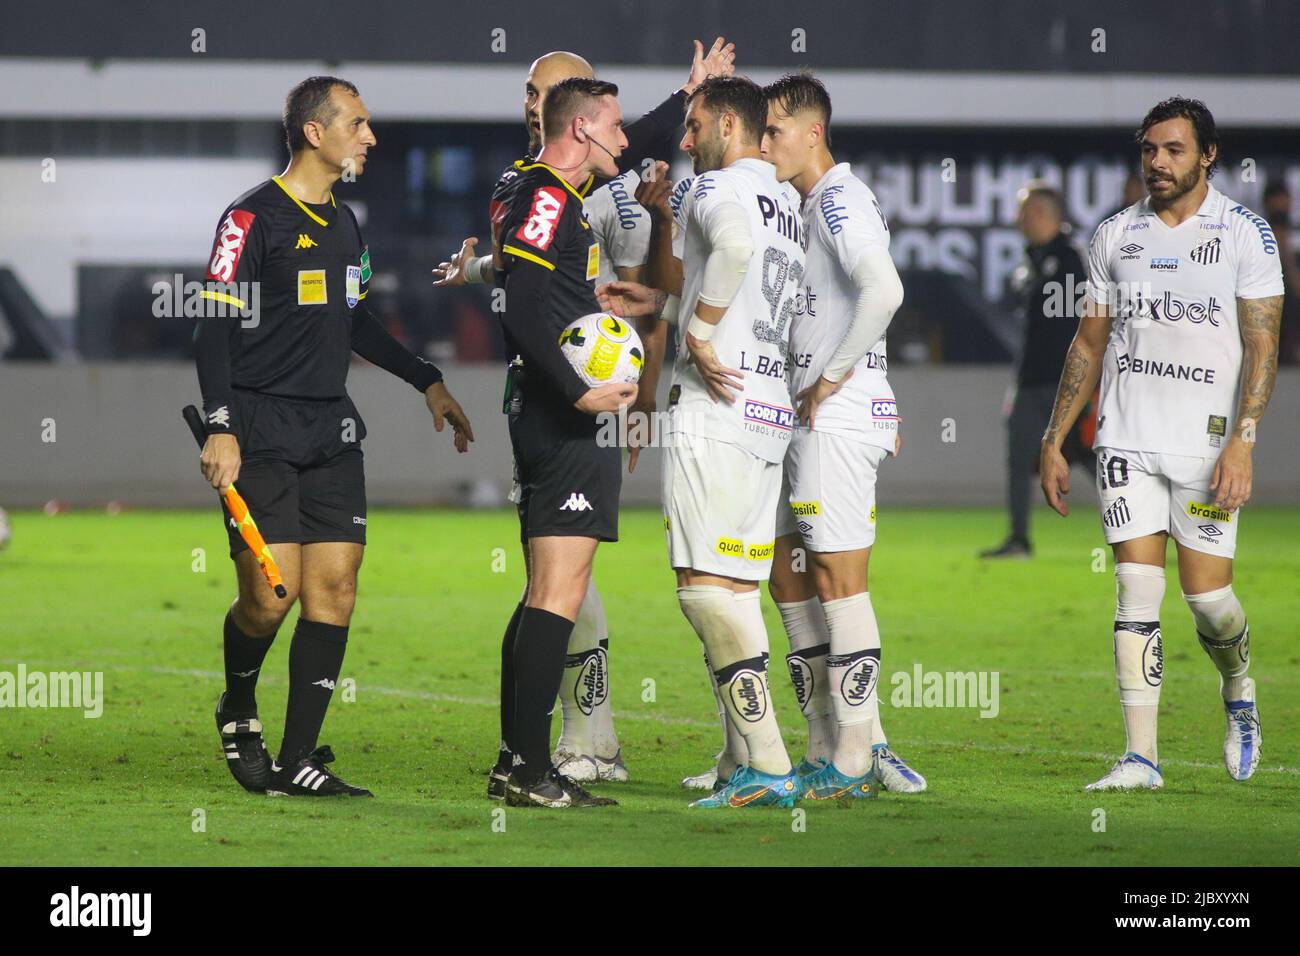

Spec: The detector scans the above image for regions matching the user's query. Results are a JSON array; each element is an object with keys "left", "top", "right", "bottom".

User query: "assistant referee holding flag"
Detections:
[
  {"left": 494, "top": 77, "right": 638, "bottom": 808},
  {"left": 196, "top": 76, "right": 473, "bottom": 797}
]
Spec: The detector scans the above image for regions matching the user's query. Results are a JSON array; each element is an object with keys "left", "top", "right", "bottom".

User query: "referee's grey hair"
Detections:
[{"left": 284, "top": 76, "right": 360, "bottom": 154}]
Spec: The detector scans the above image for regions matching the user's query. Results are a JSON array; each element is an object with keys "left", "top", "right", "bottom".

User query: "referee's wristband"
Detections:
[
  {"left": 465, "top": 254, "right": 494, "bottom": 285},
  {"left": 686, "top": 312, "right": 717, "bottom": 343}
]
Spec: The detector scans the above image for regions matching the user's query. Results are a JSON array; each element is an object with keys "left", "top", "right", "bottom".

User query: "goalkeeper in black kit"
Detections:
[{"left": 195, "top": 76, "right": 473, "bottom": 797}]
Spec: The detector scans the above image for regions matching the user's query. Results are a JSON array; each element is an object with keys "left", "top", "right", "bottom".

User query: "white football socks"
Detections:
[
  {"left": 1114, "top": 562, "right": 1166, "bottom": 764},
  {"left": 1185, "top": 584, "right": 1250, "bottom": 702},
  {"left": 556, "top": 579, "right": 605, "bottom": 758},
  {"left": 678, "top": 585, "right": 791, "bottom": 777},
  {"left": 776, "top": 597, "right": 835, "bottom": 765},
  {"left": 823, "top": 592, "right": 880, "bottom": 778}
]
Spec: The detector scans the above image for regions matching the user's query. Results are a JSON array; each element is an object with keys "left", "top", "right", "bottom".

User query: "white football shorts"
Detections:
[
  {"left": 774, "top": 429, "right": 889, "bottom": 552},
  {"left": 1095, "top": 446, "right": 1238, "bottom": 558},
  {"left": 663, "top": 433, "right": 784, "bottom": 580}
]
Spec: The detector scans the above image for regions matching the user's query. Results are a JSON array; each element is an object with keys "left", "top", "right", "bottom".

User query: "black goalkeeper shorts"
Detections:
[
  {"left": 221, "top": 389, "right": 368, "bottom": 559},
  {"left": 508, "top": 391, "right": 620, "bottom": 544}
]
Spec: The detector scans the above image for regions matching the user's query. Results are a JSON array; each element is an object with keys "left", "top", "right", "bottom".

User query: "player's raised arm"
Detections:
[
  {"left": 1040, "top": 299, "right": 1111, "bottom": 516},
  {"left": 1212, "top": 293, "right": 1283, "bottom": 511},
  {"left": 637, "top": 161, "right": 684, "bottom": 296}
]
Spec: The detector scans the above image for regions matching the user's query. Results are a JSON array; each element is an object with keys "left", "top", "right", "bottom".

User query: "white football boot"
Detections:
[
  {"left": 873, "top": 744, "right": 928, "bottom": 793},
  {"left": 1223, "top": 678, "right": 1261, "bottom": 781},
  {"left": 552, "top": 748, "right": 600, "bottom": 783},
  {"left": 682, "top": 753, "right": 722, "bottom": 791},
  {"left": 1085, "top": 752, "right": 1164, "bottom": 791},
  {"left": 594, "top": 748, "right": 629, "bottom": 783}
]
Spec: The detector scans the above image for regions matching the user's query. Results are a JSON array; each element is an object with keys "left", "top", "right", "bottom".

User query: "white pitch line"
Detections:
[{"left": 7, "top": 659, "right": 1297, "bottom": 777}]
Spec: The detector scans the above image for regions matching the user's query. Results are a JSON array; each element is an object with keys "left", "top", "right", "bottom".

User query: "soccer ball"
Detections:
[{"left": 558, "top": 313, "right": 644, "bottom": 386}]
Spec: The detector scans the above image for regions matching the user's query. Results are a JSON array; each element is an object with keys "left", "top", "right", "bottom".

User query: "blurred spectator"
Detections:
[
  {"left": 1264, "top": 182, "right": 1300, "bottom": 365},
  {"left": 981, "top": 182, "right": 1088, "bottom": 559},
  {"left": 1097, "top": 170, "right": 1147, "bottom": 228}
]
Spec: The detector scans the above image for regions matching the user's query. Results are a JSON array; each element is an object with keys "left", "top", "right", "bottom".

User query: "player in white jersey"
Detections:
[
  {"left": 757, "top": 72, "right": 923, "bottom": 801},
  {"left": 1040, "top": 98, "right": 1284, "bottom": 790},
  {"left": 598, "top": 77, "right": 804, "bottom": 808}
]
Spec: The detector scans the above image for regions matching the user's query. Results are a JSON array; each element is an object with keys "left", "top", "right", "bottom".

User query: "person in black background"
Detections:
[
  {"left": 490, "top": 77, "right": 642, "bottom": 808},
  {"left": 982, "top": 182, "right": 1088, "bottom": 559},
  {"left": 197, "top": 76, "right": 473, "bottom": 797},
  {"left": 433, "top": 40, "right": 734, "bottom": 795}
]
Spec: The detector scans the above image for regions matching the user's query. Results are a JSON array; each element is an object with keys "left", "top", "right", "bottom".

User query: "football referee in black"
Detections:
[
  {"left": 196, "top": 76, "right": 473, "bottom": 797},
  {"left": 492, "top": 77, "right": 638, "bottom": 808}
]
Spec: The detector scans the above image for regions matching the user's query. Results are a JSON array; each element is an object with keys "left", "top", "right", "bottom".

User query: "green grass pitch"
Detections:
[{"left": 1, "top": 506, "right": 1297, "bottom": 866}]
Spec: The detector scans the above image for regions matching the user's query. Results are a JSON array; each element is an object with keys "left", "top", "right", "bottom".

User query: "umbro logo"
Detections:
[
  {"left": 560, "top": 493, "right": 593, "bottom": 512},
  {"left": 295, "top": 234, "right": 318, "bottom": 249},
  {"left": 1198, "top": 523, "right": 1223, "bottom": 538},
  {"left": 1120, "top": 243, "right": 1144, "bottom": 259},
  {"left": 312, "top": 678, "right": 336, "bottom": 690}
]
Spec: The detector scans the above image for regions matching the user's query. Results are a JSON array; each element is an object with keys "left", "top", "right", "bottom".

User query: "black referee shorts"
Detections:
[
  {"left": 509, "top": 391, "right": 620, "bottom": 544},
  {"left": 221, "top": 389, "right": 368, "bottom": 558}
]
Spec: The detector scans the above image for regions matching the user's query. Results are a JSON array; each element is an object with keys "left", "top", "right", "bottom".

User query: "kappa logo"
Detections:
[
  {"left": 1103, "top": 496, "right": 1131, "bottom": 528},
  {"left": 516, "top": 186, "right": 566, "bottom": 251},
  {"left": 1189, "top": 236, "right": 1222, "bottom": 265},
  {"left": 312, "top": 678, "right": 336, "bottom": 690},
  {"left": 560, "top": 492, "right": 593, "bottom": 512},
  {"left": 295, "top": 233, "right": 317, "bottom": 249},
  {"left": 207, "top": 405, "right": 231, "bottom": 428},
  {"left": 207, "top": 209, "right": 256, "bottom": 282},
  {"left": 1120, "top": 243, "right": 1144, "bottom": 259}
]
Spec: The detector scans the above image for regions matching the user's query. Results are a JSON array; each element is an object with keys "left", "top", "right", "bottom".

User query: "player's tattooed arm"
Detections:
[
  {"left": 1233, "top": 294, "right": 1283, "bottom": 443},
  {"left": 1210, "top": 294, "right": 1282, "bottom": 512}
]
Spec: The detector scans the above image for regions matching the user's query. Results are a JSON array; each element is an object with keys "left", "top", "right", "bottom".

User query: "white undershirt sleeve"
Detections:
[{"left": 821, "top": 245, "right": 904, "bottom": 383}]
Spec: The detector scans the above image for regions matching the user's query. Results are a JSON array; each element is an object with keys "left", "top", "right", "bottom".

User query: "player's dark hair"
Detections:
[
  {"left": 284, "top": 76, "right": 360, "bottom": 154},
  {"left": 687, "top": 76, "right": 768, "bottom": 146},
  {"left": 1136, "top": 96, "right": 1219, "bottom": 179},
  {"left": 764, "top": 72, "right": 833, "bottom": 148},
  {"left": 542, "top": 77, "right": 620, "bottom": 143}
]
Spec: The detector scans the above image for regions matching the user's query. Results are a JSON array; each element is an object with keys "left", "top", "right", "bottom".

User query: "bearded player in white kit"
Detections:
[
  {"left": 758, "top": 72, "right": 925, "bottom": 800},
  {"left": 599, "top": 76, "right": 806, "bottom": 807},
  {"left": 1040, "top": 98, "right": 1284, "bottom": 790}
]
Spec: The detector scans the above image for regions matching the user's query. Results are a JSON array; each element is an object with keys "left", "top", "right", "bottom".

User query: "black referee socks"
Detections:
[
  {"left": 277, "top": 619, "right": 349, "bottom": 767},
  {"left": 512, "top": 607, "right": 575, "bottom": 783},
  {"left": 496, "top": 601, "right": 525, "bottom": 772},
  {"left": 222, "top": 611, "right": 277, "bottom": 715}
]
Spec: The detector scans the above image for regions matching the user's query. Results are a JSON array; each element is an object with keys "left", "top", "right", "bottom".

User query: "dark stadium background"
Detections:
[{"left": 2, "top": 0, "right": 1297, "bottom": 507}]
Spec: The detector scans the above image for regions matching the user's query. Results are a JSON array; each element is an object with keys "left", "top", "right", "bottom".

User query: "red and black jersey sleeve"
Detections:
[
  {"left": 194, "top": 202, "right": 266, "bottom": 434},
  {"left": 497, "top": 175, "right": 592, "bottom": 405}
]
